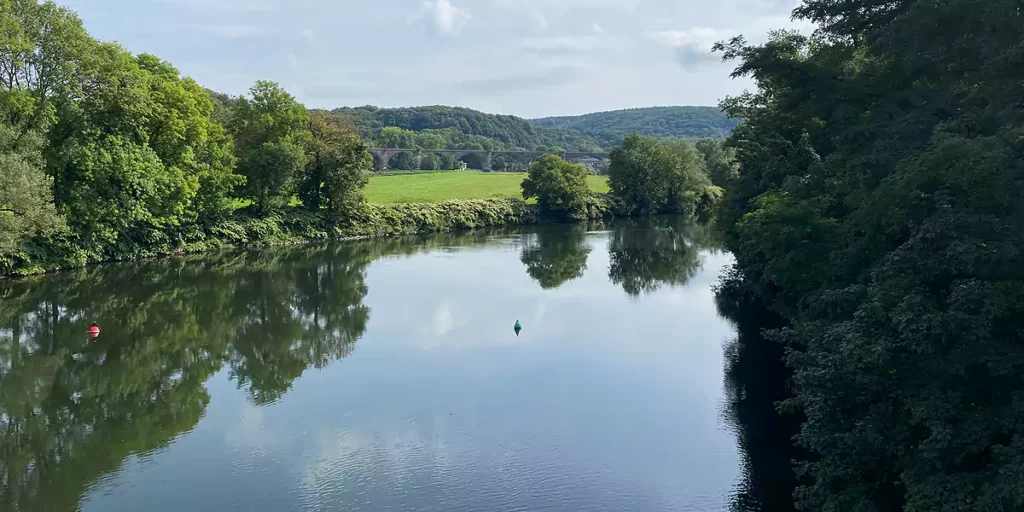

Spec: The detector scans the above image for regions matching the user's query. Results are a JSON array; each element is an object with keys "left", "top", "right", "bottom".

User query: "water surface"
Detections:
[{"left": 0, "top": 217, "right": 775, "bottom": 512}]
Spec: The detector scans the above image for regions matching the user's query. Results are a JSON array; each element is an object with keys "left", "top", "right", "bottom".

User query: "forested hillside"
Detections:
[
  {"left": 331, "top": 105, "right": 735, "bottom": 152},
  {"left": 531, "top": 107, "right": 738, "bottom": 147},
  {"left": 332, "top": 105, "right": 605, "bottom": 151}
]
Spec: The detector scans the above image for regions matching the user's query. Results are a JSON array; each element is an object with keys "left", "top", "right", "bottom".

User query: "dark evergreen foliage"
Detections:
[{"left": 717, "top": 0, "right": 1024, "bottom": 509}]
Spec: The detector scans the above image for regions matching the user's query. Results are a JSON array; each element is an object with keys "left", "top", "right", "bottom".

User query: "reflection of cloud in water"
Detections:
[{"left": 428, "top": 302, "right": 455, "bottom": 337}]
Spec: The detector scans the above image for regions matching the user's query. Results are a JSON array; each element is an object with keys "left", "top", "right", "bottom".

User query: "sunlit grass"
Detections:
[
  {"left": 229, "top": 171, "right": 611, "bottom": 208},
  {"left": 364, "top": 171, "right": 610, "bottom": 204}
]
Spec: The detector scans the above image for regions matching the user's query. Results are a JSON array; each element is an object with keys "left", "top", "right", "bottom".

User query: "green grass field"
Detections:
[{"left": 364, "top": 171, "right": 611, "bottom": 204}]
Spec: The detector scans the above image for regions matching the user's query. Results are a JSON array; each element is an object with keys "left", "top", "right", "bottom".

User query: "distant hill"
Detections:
[
  {"left": 331, "top": 105, "right": 605, "bottom": 152},
  {"left": 530, "top": 107, "right": 739, "bottom": 148},
  {"left": 207, "top": 89, "right": 736, "bottom": 151},
  {"left": 331, "top": 105, "right": 737, "bottom": 151}
]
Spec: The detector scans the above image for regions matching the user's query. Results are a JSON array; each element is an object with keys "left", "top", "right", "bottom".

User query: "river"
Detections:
[{"left": 0, "top": 217, "right": 795, "bottom": 512}]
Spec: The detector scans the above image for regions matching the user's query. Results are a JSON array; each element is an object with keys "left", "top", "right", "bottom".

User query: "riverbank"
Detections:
[{"left": 2, "top": 197, "right": 618, "bottom": 278}]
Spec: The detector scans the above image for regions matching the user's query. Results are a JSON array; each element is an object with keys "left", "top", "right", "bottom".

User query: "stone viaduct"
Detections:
[{"left": 367, "top": 148, "right": 610, "bottom": 172}]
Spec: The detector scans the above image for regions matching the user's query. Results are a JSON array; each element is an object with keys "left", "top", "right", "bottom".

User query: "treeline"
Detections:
[
  {"left": 334, "top": 105, "right": 607, "bottom": 152},
  {"left": 531, "top": 106, "right": 740, "bottom": 148},
  {"left": 716, "top": 0, "right": 1024, "bottom": 510},
  {"left": 520, "top": 134, "right": 736, "bottom": 221},
  {"left": 0, "top": 1, "right": 372, "bottom": 273},
  {"left": 333, "top": 105, "right": 739, "bottom": 155}
]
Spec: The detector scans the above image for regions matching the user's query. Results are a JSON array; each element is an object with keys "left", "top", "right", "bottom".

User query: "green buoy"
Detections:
[{"left": 514, "top": 320, "right": 522, "bottom": 337}]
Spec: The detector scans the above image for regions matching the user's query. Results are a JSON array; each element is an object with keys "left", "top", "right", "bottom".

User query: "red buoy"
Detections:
[{"left": 88, "top": 323, "right": 100, "bottom": 338}]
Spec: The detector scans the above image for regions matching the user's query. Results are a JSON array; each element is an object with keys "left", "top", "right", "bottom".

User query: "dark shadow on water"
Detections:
[{"left": 716, "top": 268, "right": 803, "bottom": 512}]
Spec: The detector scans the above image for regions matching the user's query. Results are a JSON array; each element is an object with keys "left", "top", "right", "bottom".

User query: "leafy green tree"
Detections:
[
  {"left": 229, "top": 81, "right": 310, "bottom": 213},
  {"left": 46, "top": 45, "right": 220, "bottom": 244},
  {"left": 520, "top": 224, "right": 591, "bottom": 289},
  {"left": 715, "top": 1, "right": 1024, "bottom": 510},
  {"left": 375, "top": 126, "right": 415, "bottom": 148},
  {"left": 0, "top": 0, "right": 93, "bottom": 131},
  {"left": 608, "top": 134, "right": 709, "bottom": 216},
  {"left": 0, "top": 122, "right": 65, "bottom": 259},
  {"left": 521, "top": 154, "right": 590, "bottom": 219},
  {"left": 412, "top": 131, "right": 446, "bottom": 150},
  {"left": 300, "top": 110, "right": 370, "bottom": 220},
  {"left": 695, "top": 138, "right": 738, "bottom": 189},
  {"left": 661, "top": 137, "right": 715, "bottom": 212},
  {"left": 418, "top": 153, "right": 441, "bottom": 170}
]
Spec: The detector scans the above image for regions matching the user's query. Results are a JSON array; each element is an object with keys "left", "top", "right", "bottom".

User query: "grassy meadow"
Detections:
[{"left": 364, "top": 171, "right": 611, "bottom": 204}]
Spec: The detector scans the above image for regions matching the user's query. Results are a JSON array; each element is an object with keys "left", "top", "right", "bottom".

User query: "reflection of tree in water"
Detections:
[
  {"left": 520, "top": 224, "right": 592, "bottom": 289},
  {"left": 0, "top": 244, "right": 373, "bottom": 511},
  {"left": 607, "top": 217, "right": 718, "bottom": 296},
  {"left": 716, "top": 269, "right": 802, "bottom": 512},
  {"left": 227, "top": 245, "right": 371, "bottom": 404}
]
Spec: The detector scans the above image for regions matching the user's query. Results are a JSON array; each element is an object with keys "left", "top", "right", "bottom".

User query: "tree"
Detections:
[
  {"left": 419, "top": 153, "right": 441, "bottom": 171},
  {"left": 0, "top": 122, "right": 64, "bottom": 259},
  {"left": 45, "top": 45, "right": 243, "bottom": 244},
  {"left": 0, "top": 0, "right": 93, "bottom": 131},
  {"left": 715, "top": 0, "right": 1024, "bottom": 510},
  {"left": 695, "top": 138, "right": 738, "bottom": 189},
  {"left": 661, "top": 137, "right": 715, "bottom": 213},
  {"left": 375, "top": 126, "right": 415, "bottom": 148},
  {"left": 608, "top": 134, "right": 709, "bottom": 216},
  {"left": 299, "top": 110, "right": 371, "bottom": 220},
  {"left": 521, "top": 154, "right": 590, "bottom": 219},
  {"left": 229, "top": 81, "right": 310, "bottom": 213}
]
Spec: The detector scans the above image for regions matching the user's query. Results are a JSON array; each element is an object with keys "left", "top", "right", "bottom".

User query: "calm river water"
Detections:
[{"left": 0, "top": 217, "right": 792, "bottom": 512}]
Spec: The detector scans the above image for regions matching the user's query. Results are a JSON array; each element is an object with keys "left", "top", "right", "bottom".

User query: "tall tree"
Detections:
[
  {"left": 0, "top": 0, "right": 93, "bottom": 131},
  {"left": 608, "top": 134, "right": 711, "bottom": 216},
  {"left": 695, "top": 139, "right": 738, "bottom": 189},
  {"left": 229, "top": 80, "right": 310, "bottom": 213},
  {"left": 299, "top": 110, "right": 371, "bottom": 221},
  {"left": 46, "top": 45, "right": 242, "bottom": 245},
  {"left": 716, "top": 0, "right": 1024, "bottom": 510},
  {"left": 0, "top": 121, "right": 64, "bottom": 260}
]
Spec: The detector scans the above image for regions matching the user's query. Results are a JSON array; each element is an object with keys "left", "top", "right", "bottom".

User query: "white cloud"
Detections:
[
  {"left": 423, "top": 0, "right": 471, "bottom": 35},
  {"left": 56, "top": 0, "right": 815, "bottom": 117}
]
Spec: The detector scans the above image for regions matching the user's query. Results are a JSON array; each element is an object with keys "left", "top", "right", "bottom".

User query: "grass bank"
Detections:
[
  {"left": 365, "top": 171, "right": 611, "bottom": 204},
  {"left": 3, "top": 197, "right": 618, "bottom": 277}
]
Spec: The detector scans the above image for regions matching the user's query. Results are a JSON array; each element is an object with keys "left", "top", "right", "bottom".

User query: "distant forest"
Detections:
[
  {"left": 532, "top": 107, "right": 740, "bottom": 148},
  {"left": 330, "top": 105, "right": 737, "bottom": 151}
]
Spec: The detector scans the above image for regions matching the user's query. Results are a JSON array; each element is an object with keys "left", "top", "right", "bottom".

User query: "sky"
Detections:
[{"left": 54, "top": 0, "right": 814, "bottom": 118}]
